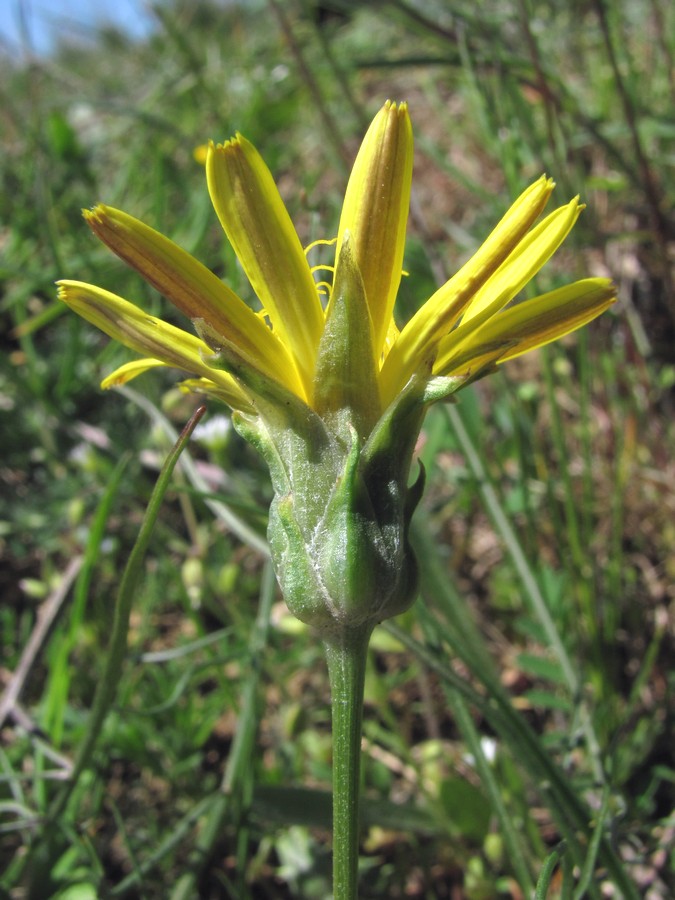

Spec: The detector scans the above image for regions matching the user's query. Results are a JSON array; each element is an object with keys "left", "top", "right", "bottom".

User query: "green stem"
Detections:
[
  {"left": 323, "top": 626, "right": 372, "bottom": 900},
  {"left": 50, "top": 406, "right": 207, "bottom": 822}
]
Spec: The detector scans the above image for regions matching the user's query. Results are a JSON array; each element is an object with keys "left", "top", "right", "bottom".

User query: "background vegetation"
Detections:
[{"left": 1, "top": 0, "right": 673, "bottom": 897}]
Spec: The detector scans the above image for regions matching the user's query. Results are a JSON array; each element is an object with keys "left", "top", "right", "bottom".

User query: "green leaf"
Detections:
[
  {"left": 516, "top": 652, "right": 567, "bottom": 684},
  {"left": 523, "top": 689, "right": 572, "bottom": 712},
  {"left": 439, "top": 776, "right": 491, "bottom": 843}
]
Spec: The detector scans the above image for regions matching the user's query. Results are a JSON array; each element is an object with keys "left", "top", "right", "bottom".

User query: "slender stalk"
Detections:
[
  {"left": 323, "top": 626, "right": 373, "bottom": 900},
  {"left": 50, "top": 406, "right": 207, "bottom": 822}
]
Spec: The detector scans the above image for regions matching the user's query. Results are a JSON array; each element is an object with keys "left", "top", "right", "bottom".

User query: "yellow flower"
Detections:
[
  {"left": 58, "top": 101, "right": 618, "bottom": 635},
  {"left": 58, "top": 101, "right": 615, "bottom": 432}
]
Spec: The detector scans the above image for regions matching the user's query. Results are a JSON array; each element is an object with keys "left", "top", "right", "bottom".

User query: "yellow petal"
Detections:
[
  {"left": 101, "top": 358, "right": 168, "bottom": 388},
  {"left": 206, "top": 136, "right": 324, "bottom": 392},
  {"left": 83, "top": 205, "right": 301, "bottom": 397},
  {"left": 381, "top": 176, "right": 555, "bottom": 401},
  {"left": 428, "top": 198, "right": 585, "bottom": 369},
  {"left": 460, "top": 196, "right": 583, "bottom": 324},
  {"left": 435, "top": 278, "right": 616, "bottom": 375},
  {"left": 334, "top": 100, "right": 413, "bottom": 358},
  {"left": 57, "top": 280, "right": 252, "bottom": 409}
]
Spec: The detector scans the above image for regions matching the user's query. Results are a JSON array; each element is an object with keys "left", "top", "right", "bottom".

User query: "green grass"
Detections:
[{"left": 1, "top": 0, "right": 673, "bottom": 897}]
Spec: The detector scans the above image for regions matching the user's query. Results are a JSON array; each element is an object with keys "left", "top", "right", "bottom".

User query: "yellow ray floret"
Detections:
[
  {"left": 206, "top": 135, "right": 325, "bottom": 394},
  {"left": 436, "top": 278, "right": 616, "bottom": 376},
  {"left": 334, "top": 100, "right": 414, "bottom": 361},
  {"left": 57, "top": 280, "right": 252, "bottom": 411},
  {"left": 83, "top": 204, "right": 302, "bottom": 399},
  {"left": 380, "top": 175, "right": 558, "bottom": 399}
]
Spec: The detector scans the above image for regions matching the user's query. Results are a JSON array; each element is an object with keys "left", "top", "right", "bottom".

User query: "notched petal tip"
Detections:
[
  {"left": 210, "top": 132, "right": 247, "bottom": 157},
  {"left": 383, "top": 99, "right": 412, "bottom": 132},
  {"left": 56, "top": 279, "right": 83, "bottom": 307},
  {"left": 382, "top": 98, "right": 409, "bottom": 114},
  {"left": 83, "top": 205, "right": 122, "bottom": 243},
  {"left": 82, "top": 204, "right": 108, "bottom": 225}
]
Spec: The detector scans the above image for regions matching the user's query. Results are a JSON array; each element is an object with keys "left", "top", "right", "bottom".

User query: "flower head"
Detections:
[
  {"left": 58, "top": 100, "right": 614, "bottom": 432},
  {"left": 58, "top": 101, "right": 615, "bottom": 632}
]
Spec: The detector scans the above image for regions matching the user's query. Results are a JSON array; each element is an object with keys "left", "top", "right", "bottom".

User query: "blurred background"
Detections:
[{"left": 1, "top": 1, "right": 673, "bottom": 897}]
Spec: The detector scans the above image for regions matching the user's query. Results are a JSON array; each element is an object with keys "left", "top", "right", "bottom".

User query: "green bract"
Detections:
[{"left": 234, "top": 349, "right": 465, "bottom": 633}]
